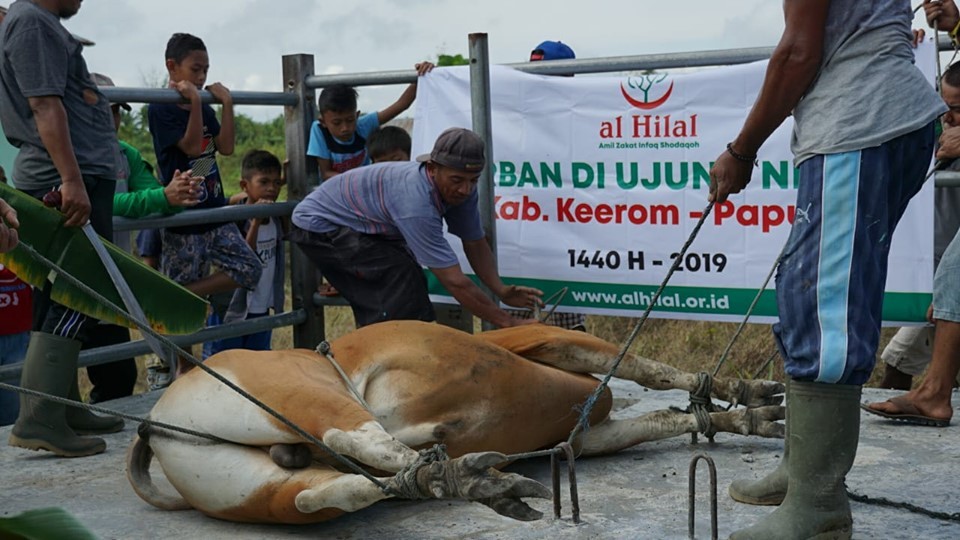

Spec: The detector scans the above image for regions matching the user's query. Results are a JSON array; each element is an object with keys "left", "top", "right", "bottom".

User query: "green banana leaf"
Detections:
[
  {"left": 0, "top": 181, "right": 207, "bottom": 335},
  {"left": 0, "top": 507, "right": 98, "bottom": 540}
]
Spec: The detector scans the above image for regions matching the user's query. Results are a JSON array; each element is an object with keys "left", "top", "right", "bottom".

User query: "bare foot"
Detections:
[{"left": 864, "top": 391, "right": 952, "bottom": 426}]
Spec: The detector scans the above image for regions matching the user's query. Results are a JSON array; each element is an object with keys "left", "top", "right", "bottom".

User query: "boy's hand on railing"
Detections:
[
  {"left": 172, "top": 80, "right": 201, "bottom": 103},
  {"left": 206, "top": 83, "right": 233, "bottom": 105},
  {"left": 414, "top": 61, "right": 435, "bottom": 77}
]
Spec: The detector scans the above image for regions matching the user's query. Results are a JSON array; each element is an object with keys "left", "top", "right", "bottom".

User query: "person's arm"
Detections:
[
  {"left": 377, "top": 62, "right": 435, "bottom": 125},
  {"left": 938, "top": 126, "right": 960, "bottom": 160},
  {"left": 244, "top": 219, "right": 260, "bottom": 250},
  {"left": 708, "top": 0, "right": 830, "bottom": 203},
  {"left": 172, "top": 80, "right": 205, "bottom": 157},
  {"left": 114, "top": 146, "right": 198, "bottom": 217},
  {"left": 28, "top": 96, "right": 90, "bottom": 226},
  {"left": 430, "top": 264, "right": 521, "bottom": 328},
  {"left": 461, "top": 238, "right": 543, "bottom": 309},
  {"left": 207, "top": 83, "right": 235, "bottom": 156},
  {"left": 0, "top": 198, "right": 19, "bottom": 253},
  {"left": 317, "top": 158, "right": 338, "bottom": 180}
]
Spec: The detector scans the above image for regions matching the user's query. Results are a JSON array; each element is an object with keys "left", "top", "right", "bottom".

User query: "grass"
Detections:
[{"left": 80, "top": 308, "right": 895, "bottom": 400}]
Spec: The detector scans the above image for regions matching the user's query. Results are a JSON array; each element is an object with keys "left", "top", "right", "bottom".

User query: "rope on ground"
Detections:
[
  {"left": 847, "top": 487, "right": 960, "bottom": 523},
  {"left": 711, "top": 242, "right": 786, "bottom": 379},
  {"left": 567, "top": 201, "right": 715, "bottom": 446},
  {"left": 12, "top": 240, "right": 399, "bottom": 496},
  {"left": 388, "top": 444, "right": 450, "bottom": 500}
]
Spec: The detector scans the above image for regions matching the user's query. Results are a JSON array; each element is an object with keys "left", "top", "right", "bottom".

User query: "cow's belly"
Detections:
[{"left": 362, "top": 350, "right": 612, "bottom": 457}]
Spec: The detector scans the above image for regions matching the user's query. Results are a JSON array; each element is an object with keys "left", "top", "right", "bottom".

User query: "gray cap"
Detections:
[
  {"left": 416, "top": 128, "right": 485, "bottom": 172},
  {"left": 90, "top": 73, "right": 131, "bottom": 110}
]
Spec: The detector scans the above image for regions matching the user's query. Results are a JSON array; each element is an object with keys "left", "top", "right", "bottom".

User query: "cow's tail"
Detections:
[{"left": 126, "top": 427, "right": 192, "bottom": 511}]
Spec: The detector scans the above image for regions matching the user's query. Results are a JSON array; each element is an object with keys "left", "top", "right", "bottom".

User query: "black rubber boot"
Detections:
[
  {"left": 729, "top": 379, "right": 790, "bottom": 505},
  {"left": 66, "top": 374, "right": 124, "bottom": 435},
  {"left": 9, "top": 332, "right": 107, "bottom": 457},
  {"left": 729, "top": 380, "right": 859, "bottom": 540}
]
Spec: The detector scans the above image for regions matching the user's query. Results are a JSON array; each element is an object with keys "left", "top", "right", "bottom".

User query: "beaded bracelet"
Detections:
[{"left": 726, "top": 142, "right": 758, "bottom": 166}]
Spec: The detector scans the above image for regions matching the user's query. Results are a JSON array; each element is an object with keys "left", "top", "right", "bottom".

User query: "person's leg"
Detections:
[
  {"left": 237, "top": 313, "right": 272, "bottom": 351},
  {"left": 866, "top": 224, "right": 960, "bottom": 423},
  {"left": 0, "top": 332, "right": 29, "bottom": 426},
  {"left": 733, "top": 126, "right": 934, "bottom": 537},
  {"left": 878, "top": 326, "right": 933, "bottom": 389},
  {"left": 199, "top": 223, "right": 262, "bottom": 296},
  {"left": 10, "top": 178, "right": 123, "bottom": 456},
  {"left": 85, "top": 323, "right": 137, "bottom": 403},
  {"left": 160, "top": 230, "right": 216, "bottom": 377}
]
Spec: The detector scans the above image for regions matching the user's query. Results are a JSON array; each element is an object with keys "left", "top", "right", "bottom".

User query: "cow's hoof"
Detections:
[
  {"left": 479, "top": 496, "right": 545, "bottom": 521},
  {"left": 270, "top": 443, "right": 312, "bottom": 469},
  {"left": 713, "top": 405, "right": 785, "bottom": 438},
  {"left": 415, "top": 452, "right": 552, "bottom": 503},
  {"left": 718, "top": 379, "right": 785, "bottom": 408}
]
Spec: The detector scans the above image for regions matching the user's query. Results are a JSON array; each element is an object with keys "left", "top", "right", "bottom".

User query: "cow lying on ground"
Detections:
[{"left": 127, "top": 321, "right": 784, "bottom": 524}]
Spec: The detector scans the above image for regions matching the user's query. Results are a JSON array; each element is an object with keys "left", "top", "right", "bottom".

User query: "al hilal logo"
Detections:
[
  {"left": 599, "top": 73, "right": 697, "bottom": 139},
  {"left": 620, "top": 74, "right": 673, "bottom": 110}
]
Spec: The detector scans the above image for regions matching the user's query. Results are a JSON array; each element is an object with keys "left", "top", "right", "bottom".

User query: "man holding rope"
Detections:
[
  {"left": 0, "top": 0, "right": 126, "bottom": 457},
  {"left": 709, "top": 1, "right": 945, "bottom": 538}
]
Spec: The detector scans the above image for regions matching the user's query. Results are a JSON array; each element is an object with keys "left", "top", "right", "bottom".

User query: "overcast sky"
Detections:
[{"left": 61, "top": 0, "right": 934, "bottom": 122}]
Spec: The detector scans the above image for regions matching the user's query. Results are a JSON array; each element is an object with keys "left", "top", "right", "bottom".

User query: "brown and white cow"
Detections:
[{"left": 127, "top": 321, "right": 783, "bottom": 524}]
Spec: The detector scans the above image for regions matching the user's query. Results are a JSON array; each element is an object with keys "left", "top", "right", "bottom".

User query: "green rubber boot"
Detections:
[
  {"left": 66, "top": 374, "right": 124, "bottom": 435},
  {"left": 729, "top": 379, "right": 790, "bottom": 506},
  {"left": 729, "top": 380, "right": 859, "bottom": 540},
  {"left": 9, "top": 332, "right": 107, "bottom": 457}
]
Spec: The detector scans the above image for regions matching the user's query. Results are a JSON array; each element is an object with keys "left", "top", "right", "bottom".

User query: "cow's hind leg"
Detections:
[
  {"left": 578, "top": 406, "right": 785, "bottom": 456},
  {"left": 483, "top": 326, "right": 783, "bottom": 408}
]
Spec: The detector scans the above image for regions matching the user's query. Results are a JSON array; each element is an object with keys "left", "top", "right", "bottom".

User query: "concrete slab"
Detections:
[{"left": 2, "top": 382, "right": 958, "bottom": 540}]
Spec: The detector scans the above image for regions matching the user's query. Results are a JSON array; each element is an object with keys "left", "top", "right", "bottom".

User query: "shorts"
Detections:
[
  {"left": 136, "top": 229, "right": 162, "bottom": 259},
  {"left": 933, "top": 227, "right": 960, "bottom": 323},
  {"left": 773, "top": 123, "right": 935, "bottom": 385},
  {"left": 161, "top": 223, "right": 262, "bottom": 290},
  {"left": 881, "top": 325, "right": 933, "bottom": 376},
  {"left": 290, "top": 226, "right": 435, "bottom": 327}
]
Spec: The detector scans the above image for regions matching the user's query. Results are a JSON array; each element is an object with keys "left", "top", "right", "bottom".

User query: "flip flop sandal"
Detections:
[{"left": 859, "top": 402, "right": 950, "bottom": 427}]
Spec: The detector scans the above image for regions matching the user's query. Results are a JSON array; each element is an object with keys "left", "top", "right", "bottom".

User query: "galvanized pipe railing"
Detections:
[
  {"left": 100, "top": 86, "right": 296, "bottom": 106},
  {"left": 112, "top": 201, "right": 297, "bottom": 231},
  {"left": 0, "top": 309, "right": 307, "bottom": 382}
]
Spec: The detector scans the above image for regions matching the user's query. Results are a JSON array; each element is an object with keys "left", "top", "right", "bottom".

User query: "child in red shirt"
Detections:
[{"left": 0, "top": 263, "right": 32, "bottom": 426}]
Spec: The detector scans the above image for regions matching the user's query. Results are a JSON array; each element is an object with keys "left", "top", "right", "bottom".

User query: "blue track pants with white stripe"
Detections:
[{"left": 772, "top": 123, "right": 935, "bottom": 385}]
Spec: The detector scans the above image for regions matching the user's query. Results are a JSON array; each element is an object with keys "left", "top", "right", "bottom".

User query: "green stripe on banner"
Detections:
[{"left": 425, "top": 273, "right": 931, "bottom": 323}]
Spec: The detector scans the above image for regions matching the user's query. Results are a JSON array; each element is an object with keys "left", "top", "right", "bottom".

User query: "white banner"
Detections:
[{"left": 413, "top": 41, "right": 938, "bottom": 323}]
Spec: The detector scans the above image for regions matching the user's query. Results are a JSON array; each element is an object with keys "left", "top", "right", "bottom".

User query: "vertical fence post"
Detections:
[
  {"left": 283, "top": 54, "right": 324, "bottom": 347},
  {"left": 468, "top": 32, "right": 498, "bottom": 332}
]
